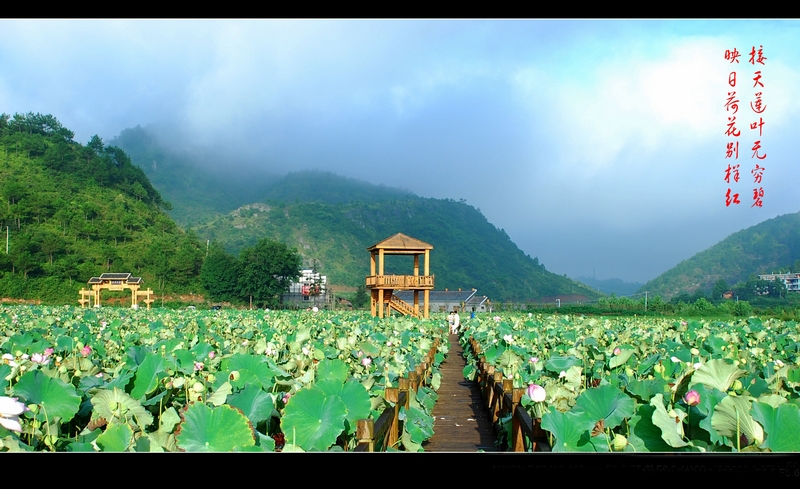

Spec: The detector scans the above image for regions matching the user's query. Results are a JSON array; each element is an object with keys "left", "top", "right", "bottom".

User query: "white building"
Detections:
[
  {"left": 758, "top": 272, "right": 800, "bottom": 292},
  {"left": 281, "top": 269, "right": 330, "bottom": 307}
]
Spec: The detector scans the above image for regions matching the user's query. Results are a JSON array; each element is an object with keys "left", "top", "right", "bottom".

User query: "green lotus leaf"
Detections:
[
  {"left": 13, "top": 370, "right": 80, "bottom": 423},
  {"left": 752, "top": 402, "right": 800, "bottom": 452},
  {"left": 627, "top": 404, "right": 674, "bottom": 452},
  {"left": 711, "top": 395, "right": 763, "bottom": 448},
  {"left": 545, "top": 355, "right": 581, "bottom": 373},
  {"left": 689, "top": 384, "right": 728, "bottom": 445},
  {"left": 403, "top": 405, "right": 434, "bottom": 444},
  {"left": 609, "top": 349, "right": 634, "bottom": 369},
  {"left": 541, "top": 405, "right": 595, "bottom": 452},
  {"left": 91, "top": 388, "right": 154, "bottom": 429},
  {"left": 625, "top": 379, "right": 669, "bottom": 402},
  {"left": 158, "top": 407, "right": 182, "bottom": 434},
  {"left": 416, "top": 386, "right": 439, "bottom": 413},
  {"left": 176, "top": 403, "right": 255, "bottom": 452},
  {"left": 0, "top": 364, "right": 11, "bottom": 382},
  {"left": 227, "top": 384, "right": 275, "bottom": 425},
  {"left": 316, "top": 359, "right": 348, "bottom": 384},
  {"left": 462, "top": 364, "right": 477, "bottom": 382},
  {"left": 280, "top": 388, "right": 347, "bottom": 451},
  {"left": 96, "top": 423, "right": 133, "bottom": 452},
  {"left": 222, "top": 353, "right": 275, "bottom": 390},
  {"left": 497, "top": 350, "right": 521, "bottom": 369},
  {"left": 207, "top": 381, "right": 232, "bottom": 406},
  {"left": 649, "top": 393, "right": 689, "bottom": 448},
  {"left": 130, "top": 351, "right": 166, "bottom": 400},
  {"left": 689, "top": 359, "right": 745, "bottom": 393},
  {"left": 315, "top": 379, "right": 371, "bottom": 434},
  {"left": 572, "top": 384, "right": 635, "bottom": 431}
]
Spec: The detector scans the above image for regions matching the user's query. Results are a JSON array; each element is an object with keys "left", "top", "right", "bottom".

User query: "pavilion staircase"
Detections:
[{"left": 383, "top": 291, "right": 419, "bottom": 318}]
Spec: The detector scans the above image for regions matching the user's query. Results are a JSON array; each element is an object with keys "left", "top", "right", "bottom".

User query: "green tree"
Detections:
[
  {"left": 238, "top": 238, "right": 301, "bottom": 308},
  {"left": 712, "top": 278, "right": 729, "bottom": 300},
  {"left": 353, "top": 284, "right": 369, "bottom": 309},
  {"left": 200, "top": 242, "right": 241, "bottom": 303}
]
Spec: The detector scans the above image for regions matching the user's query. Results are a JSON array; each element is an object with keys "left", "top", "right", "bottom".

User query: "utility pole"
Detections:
[{"left": 645, "top": 291, "right": 648, "bottom": 312}]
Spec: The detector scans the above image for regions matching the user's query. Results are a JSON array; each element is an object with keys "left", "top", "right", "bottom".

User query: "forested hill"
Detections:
[
  {"left": 0, "top": 113, "right": 204, "bottom": 302},
  {"left": 109, "top": 125, "right": 277, "bottom": 226},
  {"left": 192, "top": 187, "right": 602, "bottom": 302},
  {"left": 639, "top": 211, "right": 800, "bottom": 300}
]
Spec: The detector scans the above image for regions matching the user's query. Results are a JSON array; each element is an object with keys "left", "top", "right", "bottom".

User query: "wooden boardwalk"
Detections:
[{"left": 422, "top": 332, "right": 499, "bottom": 452}]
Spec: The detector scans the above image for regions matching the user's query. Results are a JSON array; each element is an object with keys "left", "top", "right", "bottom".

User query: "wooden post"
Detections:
[
  {"left": 357, "top": 418, "right": 375, "bottom": 452},
  {"left": 491, "top": 372, "right": 503, "bottom": 423},
  {"left": 399, "top": 377, "right": 410, "bottom": 409},
  {"left": 386, "top": 387, "right": 400, "bottom": 450},
  {"left": 511, "top": 388, "right": 526, "bottom": 452}
]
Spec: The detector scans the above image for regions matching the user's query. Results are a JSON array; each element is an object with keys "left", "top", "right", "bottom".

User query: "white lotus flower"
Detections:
[
  {"left": 503, "top": 334, "right": 514, "bottom": 344},
  {"left": 670, "top": 356, "right": 681, "bottom": 363},
  {"left": 0, "top": 396, "right": 27, "bottom": 432}
]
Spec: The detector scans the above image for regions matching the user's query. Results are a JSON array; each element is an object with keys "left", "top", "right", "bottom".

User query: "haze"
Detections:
[{"left": 2, "top": 19, "right": 798, "bottom": 284}]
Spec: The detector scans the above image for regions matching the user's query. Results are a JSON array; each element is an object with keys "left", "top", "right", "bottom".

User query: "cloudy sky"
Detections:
[{"left": 2, "top": 20, "right": 799, "bottom": 284}]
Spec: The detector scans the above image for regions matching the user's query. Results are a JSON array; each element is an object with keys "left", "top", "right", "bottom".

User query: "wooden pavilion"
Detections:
[
  {"left": 78, "top": 273, "right": 154, "bottom": 309},
  {"left": 366, "top": 233, "right": 434, "bottom": 318}
]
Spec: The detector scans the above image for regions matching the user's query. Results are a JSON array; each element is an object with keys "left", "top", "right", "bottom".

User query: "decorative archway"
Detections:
[{"left": 79, "top": 273, "right": 154, "bottom": 309}]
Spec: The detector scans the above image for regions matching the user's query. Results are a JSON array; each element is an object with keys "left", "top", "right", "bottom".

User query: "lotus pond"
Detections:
[
  {"left": 461, "top": 314, "right": 800, "bottom": 452},
  {"left": 0, "top": 305, "right": 448, "bottom": 452}
]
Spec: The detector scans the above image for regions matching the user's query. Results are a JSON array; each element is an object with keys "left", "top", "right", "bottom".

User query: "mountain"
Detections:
[
  {"left": 639, "top": 211, "right": 800, "bottom": 300},
  {"left": 190, "top": 173, "right": 603, "bottom": 302},
  {"left": 111, "top": 124, "right": 601, "bottom": 302},
  {"left": 574, "top": 276, "right": 643, "bottom": 297},
  {"left": 109, "top": 125, "right": 278, "bottom": 226},
  {"left": 0, "top": 113, "right": 204, "bottom": 302}
]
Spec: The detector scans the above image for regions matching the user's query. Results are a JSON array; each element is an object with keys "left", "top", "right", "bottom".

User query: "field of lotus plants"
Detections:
[
  {"left": 461, "top": 314, "right": 800, "bottom": 452},
  {"left": 0, "top": 305, "right": 448, "bottom": 452}
]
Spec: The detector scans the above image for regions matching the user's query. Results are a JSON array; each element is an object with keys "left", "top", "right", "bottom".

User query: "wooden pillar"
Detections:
[
  {"left": 424, "top": 249, "right": 430, "bottom": 318},
  {"left": 356, "top": 419, "right": 375, "bottom": 452},
  {"left": 386, "top": 387, "right": 400, "bottom": 450},
  {"left": 413, "top": 290, "right": 419, "bottom": 317},
  {"left": 511, "top": 388, "right": 525, "bottom": 452},
  {"left": 378, "top": 289, "right": 384, "bottom": 318},
  {"left": 414, "top": 254, "right": 419, "bottom": 276}
]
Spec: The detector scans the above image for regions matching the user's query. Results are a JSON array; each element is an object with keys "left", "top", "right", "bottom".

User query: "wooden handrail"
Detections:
[
  {"left": 465, "top": 335, "right": 551, "bottom": 452},
  {"left": 354, "top": 338, "right": 440, "bottom": 451}
]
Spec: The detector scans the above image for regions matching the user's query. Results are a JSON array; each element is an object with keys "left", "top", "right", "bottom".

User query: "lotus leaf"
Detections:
[
  {"left": 752, "top": 402, "right": 800, "bottom": 452},
  {"left": 13, "top": 370, "right": 80, "bottom": 423},
  {"left": 280, "top": 387, "right": 347, "bottom": 451},
  {"left": 176, "top": 403, "right": 256, "bottom": 452},
  {"left": 96, "top": 423, "right": 133, "bottom": 452}
]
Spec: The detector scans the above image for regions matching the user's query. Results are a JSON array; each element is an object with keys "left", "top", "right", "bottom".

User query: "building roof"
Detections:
[
  {"left": 367, "top": 233, "right": 433, "bottom": 253},
  {"left": 395, "top": 289, "right": 475, "bottom": 303}
]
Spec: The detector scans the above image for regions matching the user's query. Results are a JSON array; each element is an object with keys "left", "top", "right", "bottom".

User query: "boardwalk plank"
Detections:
[{"left": 422, "top": 332, "right": 499, "bottom": 452}]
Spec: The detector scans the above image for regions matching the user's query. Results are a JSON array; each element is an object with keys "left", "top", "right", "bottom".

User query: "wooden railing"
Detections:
[
  {"left": 365, "top": 275, "right": 435, "bottom": 289},
  {"left": 388, "top": 296, "right": 417, "bottom": 317},
  {"left": 354, "top": 339, "right": 439, "bottom": 452},
  {"left": 469, "top": 337, "right": 551, "bottom": 452}
]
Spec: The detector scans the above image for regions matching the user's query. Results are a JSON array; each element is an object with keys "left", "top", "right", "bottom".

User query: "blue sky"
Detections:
[{"left": 2, "top": 20, "right": 799, "bottom": 284}]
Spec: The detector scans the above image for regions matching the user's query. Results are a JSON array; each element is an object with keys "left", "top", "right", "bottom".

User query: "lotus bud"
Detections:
[
  {"left": 229, "top": 371, "right": 240, "bottom": 382},
  {"left": 684, "top": 389, "right": 700, "bottom": 406},
  {"left": 732, "top": 379, "right": 743, "bottom": 391},
  {"left": 526, "top": 383, "right": 546, "bottom": 402},
  {"left": 612, "top": 433, "right": 628, "bottom": 451}
]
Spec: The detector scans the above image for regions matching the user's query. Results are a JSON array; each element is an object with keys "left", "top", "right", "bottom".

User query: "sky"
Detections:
[{"left": 2, "top": 19, "right": 799, "bottom": 284}]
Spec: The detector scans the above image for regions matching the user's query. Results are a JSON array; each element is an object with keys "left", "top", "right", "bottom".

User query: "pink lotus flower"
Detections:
[
  {"left": 362, "top": 357, "right": 372, "bottom": 367},
  {"left": 0, "top": 396, "right": 27, "bottom": 432},
  {"left": 684, "top": 390, "right": 701, "bottom": 406},
  {"left": 493, "top": 316, "right": 501, "bottom": 322},
  {"left": 194, "top": 362, "right": 204, "bottom": 371},
  {"left": 529, "top": 356, "right": 539, "bottom": 364},
  {"left": 31, "top": 353, "right": 50, "bottom": 365},
  {"left": 81, "top": 345, "right": 92, "bottom": 357},
  {"left": 44, "top": 348, "right": 54, "bottom": 356},
  {"left": 282, "top": 393, "right": 291, "bottom": 404},
  {"left": 526, "top": 384, "right": 546, "bottom": 402},
  {"left": 613, "top": 347, "right": 621, "bottom": 355},
  {"left": 208, "top": 351, "right": 215, "bottom": 360}
]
